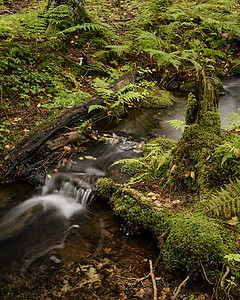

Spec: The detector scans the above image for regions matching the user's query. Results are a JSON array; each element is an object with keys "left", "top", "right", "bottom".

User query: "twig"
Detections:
[
  {"left": 149, "top": 259, "right": 158, "bottom": 300},
  {"left": 220, "top": 265, "right": 230, "bottom": 290},
  {"left": 172, "top": 273, "right": 191, "bottom": 300}
]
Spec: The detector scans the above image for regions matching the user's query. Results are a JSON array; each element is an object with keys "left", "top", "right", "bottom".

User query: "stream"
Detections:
[{"left": 0, "top": 77, "right": 240, "bottom": 299}]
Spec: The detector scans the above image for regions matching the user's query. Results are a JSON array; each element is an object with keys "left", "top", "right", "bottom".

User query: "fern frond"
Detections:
[
  {"left": 166, "top": 119, "right": 187, "bottom": 132},
  {"left": 110, "top": 158, "right": 145, "bottom": 168},
  {"left": 106, "top": 44, "right": 131, "bottom": 56},
  {"left": 59, "top": 22, "right": 114, "bottom": 36},
  {"left": 145, "top": 49, "right": 181, "bottom": 69},
  {"left": 204, "top": 178, "right": 240, "bottom": 219},
  {"left": 88, "top": 105, "right": 107, "bottom": 113}
]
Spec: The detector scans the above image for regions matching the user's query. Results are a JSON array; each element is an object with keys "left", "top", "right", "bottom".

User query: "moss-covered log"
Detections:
[{"left": 1, "top": 69, "right": 148, "bottom": 183}]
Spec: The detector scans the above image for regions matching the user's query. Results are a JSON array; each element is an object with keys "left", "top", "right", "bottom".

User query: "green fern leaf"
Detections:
[{"left": 88, "top": 104, "right": 107, "bottom": 113}]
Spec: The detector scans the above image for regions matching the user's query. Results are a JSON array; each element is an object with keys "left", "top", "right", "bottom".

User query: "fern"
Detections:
[
  {"left": 136, "top": 30, "right": 165, "bottom": 54},
  {"left": 106, "top": 44, "right": 131, "bottom": 57},
  {"left": 215, "top": 137, "right": 240, "bottom": 166},
  {"left": 111, "top": 158, "right": 145, "bottom": 168},
  {"left": 145, "top": 48, "right": 181, "bottom": 69},
  {"left": 88, "top": 104, "right": 107, "bottom": 113},
  {"left": 59, "top": 22, "right": 114, "bottom": 36},
  {"left": 204, "top": 179, "right": 240, "bottom": 219},
  {"left": 46, "top": 5, "right": 72, "bottom": 25},
  {"left": 166, "top": 119, "right": 187, "bottom": 132},
  {"left": 223, "top": 108, "right": 240, "bottom": 130}
]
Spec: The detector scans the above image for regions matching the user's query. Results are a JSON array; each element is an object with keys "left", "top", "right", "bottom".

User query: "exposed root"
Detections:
[
  {"left": 172, "top": 273, "right": 191, "bottom": 300},
  {"left": 149, "top": 259, "right": 158, "bottom": 300},
  {"left": 220, "top": 265, "right": 230, "bottom": 290}
]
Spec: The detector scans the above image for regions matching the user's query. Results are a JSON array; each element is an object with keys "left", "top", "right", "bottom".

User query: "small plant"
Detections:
[
  {"left": 203, "top": 178, "right": 240, "bottom": 219},
  {"left": 223, "top": 108, "right": 240, "bottom": 131},
  {"left": 42, "top": 89, "right": 90, "bottom": 110},
  {"left": 0, "top": 120, "right": 11, "bottom": 150},
  {"left": 166, "top": 119, "right": 187, "bottom": 132}
]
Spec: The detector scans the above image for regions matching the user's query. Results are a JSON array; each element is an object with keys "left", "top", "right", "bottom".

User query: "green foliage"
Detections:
[
  {"left": 46, "top": 4, "right": 72, "bottom": 27},
  {"left": 114, "top": 138, "right": 176, "bottom": 180},
  {"left": 166, "top": 119, "right": 187, "bottom": 132},
  {"left": 215, "top": 137, "right": 240, "bottom": 166},
  {"left": 88, "top": 78, "right": 151, "bottom": 115},
  {"left": 185, "top": 92, "right": 198, "bottom": 125},
  {"left": 0, "top": 121, "right": 11, "bottom": 150},
  {"left": 167, "top": 124, "right": 224, "bottom": 192},
  {"left": 163, "top": 213, "right": 226, "bottom": 281},
  {"left": 96, "top": 178, "right": 114, "bottom": 198},
  {"left": 231, "top": 59, "right": 240, "bottom": 75},
  {"left": 203, "top": 178, "right": 240, "bottom": 219},
  {"left": 42, "top": 89, "right": 90, "bottom": 110},
  {"left": 149, "top": 0, "right": 173, "bottom": 13},
  {"left": 58, "top": 22, "right": 115, "bottom": 38},
  {"left": 223, "top": 108, "right": 240, "bottom": 130}
]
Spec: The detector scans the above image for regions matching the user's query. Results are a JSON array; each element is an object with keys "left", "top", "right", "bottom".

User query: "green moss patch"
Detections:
[{"left": 163, "top": 213, "right": 227, "bottom": 281}]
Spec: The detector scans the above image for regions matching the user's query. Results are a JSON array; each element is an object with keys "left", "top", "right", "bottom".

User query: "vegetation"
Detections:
[{"left": 1, "top": 0, "right": 240, "bottom": 298}]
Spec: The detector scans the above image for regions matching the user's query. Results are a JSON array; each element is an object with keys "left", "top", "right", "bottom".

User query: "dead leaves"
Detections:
[{"left": 146, "top": 192, "right": 181, "bottom": 210}]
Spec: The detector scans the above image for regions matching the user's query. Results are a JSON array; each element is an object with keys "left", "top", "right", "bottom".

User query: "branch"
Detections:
[{"left": 149, "top": 259, "right": 158, "bottom": 300}]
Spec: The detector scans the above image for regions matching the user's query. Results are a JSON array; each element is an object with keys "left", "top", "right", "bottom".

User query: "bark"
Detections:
[
  {"left": 46, "top": 0, "right": 91, "bottom": 24},
  {"left": 1, "top": 69, "right": 148, "bottom": 183}
]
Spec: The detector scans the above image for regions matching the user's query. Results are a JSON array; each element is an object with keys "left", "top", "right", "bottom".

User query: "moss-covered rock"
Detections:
[
  {"left": 96, "top": 178, "right": 114, "bottom": 199},
  {"left": 139, "top": 88, "right": 174, "bottom": 108},
  {"left": 163, "top": 213, "right": 227, "bottom": 281},
  {"left": 180, "top": 80, "right": 195, "bottom": 92}
]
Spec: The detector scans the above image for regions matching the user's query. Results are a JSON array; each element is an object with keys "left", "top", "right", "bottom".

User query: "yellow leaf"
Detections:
[
  {"left": 84, "top": 155, "right": 97, "bottom": 160},
  {"left": 79, "top": 157, "right": 84, "bottom": 160},
  {"left": 47, "top": 174, "right": 51, "bottom": 178}
]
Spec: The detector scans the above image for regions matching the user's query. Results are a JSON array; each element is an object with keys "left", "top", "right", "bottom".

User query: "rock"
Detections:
[{"left": 0, "top": 202, "right": 44, "bottom": 240}]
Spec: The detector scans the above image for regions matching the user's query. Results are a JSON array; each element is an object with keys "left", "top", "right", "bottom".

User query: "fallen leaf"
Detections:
[
  {"left": 64, "top": 146, "right": 71, "bottom": 151},
  {"left": 119, "top": 292, "right": 128, "bottom": 300},
  {"left": 84, "top": 155, "right": 97, "bottom": 160}
]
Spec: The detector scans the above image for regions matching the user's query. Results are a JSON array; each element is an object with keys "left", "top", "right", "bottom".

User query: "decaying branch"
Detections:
[{"left": 2, "top": 68, "right": 150, "bottom": 183}]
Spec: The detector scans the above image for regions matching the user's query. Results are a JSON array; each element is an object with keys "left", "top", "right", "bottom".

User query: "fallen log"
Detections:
[{"left": 1, "top": 68, "right": 149, "bottom": 183}]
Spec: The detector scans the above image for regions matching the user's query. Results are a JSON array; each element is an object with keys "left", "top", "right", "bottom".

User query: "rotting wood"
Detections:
[{"left": 1, "top": 68, "right": 150, "bottom": 183}]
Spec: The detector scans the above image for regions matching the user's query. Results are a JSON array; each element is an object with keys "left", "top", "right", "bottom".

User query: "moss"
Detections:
[
  {"left": 163, "top": 213, "right": 227, "bottom": 281},
  {"left": 109, "top": 192, "right": 171, "bottom": 236},
  {"left": 209, "top": 77, "right": 225, "bottom": 95},
  {"left": 185, "top": 92, "right": 198, "bottom": 125},
  {"left": 180, "top": 80, "right": 195, "bottom": 92},
  {"left": 96, "top": 178, "right": 114, "bottom": 199},
  {"left": 199, "top": 111, "right": 221, "bottom": 135},
  {"left": 122, "top": 138, "right": 176, "bottom": 179},
  {"left": 142, "top": 138, "right": 176, "bottom": 156},
  {"left": 231, "top": 58, "right": 240, "bottom": 75},
  {"left": 167, "top": 124, "right": 223, "bottom": 192},
  {"left": 139, "top": 88, "right": 174, "bottom": 108}
]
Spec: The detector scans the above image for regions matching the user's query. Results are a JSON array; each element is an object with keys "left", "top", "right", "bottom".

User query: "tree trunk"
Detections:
[
  {"left": 185, "top": 69, "right": 221, "bottom": 135},
  {"left": 46, "top": 0, "right": 91, "bottom": 24},
  {"left": 1, "top": 69, "right": 148, "bottom": 183}
]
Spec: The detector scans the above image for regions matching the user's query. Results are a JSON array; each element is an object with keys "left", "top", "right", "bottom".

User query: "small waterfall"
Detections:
[{"left": 0, "top": 173, "right": 97, "bottom": 241}]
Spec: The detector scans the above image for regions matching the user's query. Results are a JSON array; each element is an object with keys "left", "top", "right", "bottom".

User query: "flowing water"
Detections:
[{"left": 0, "top": 78, "right": 240, "bottom": 299}]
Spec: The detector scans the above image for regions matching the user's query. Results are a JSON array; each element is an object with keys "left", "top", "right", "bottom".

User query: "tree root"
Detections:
[
  {"left": 220, "top": 265, "right": 230, "bottom": 290},
  {"left": 149, "top": 259, "right": 158, "bottom": 300},
  {"left": 172, "top": 273, "right": 191, "bottom": 300}
]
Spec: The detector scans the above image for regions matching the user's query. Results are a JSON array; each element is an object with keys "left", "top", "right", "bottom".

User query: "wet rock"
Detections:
[{"left": 0, "top": 202, "right": 44, "bottom": 240}]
